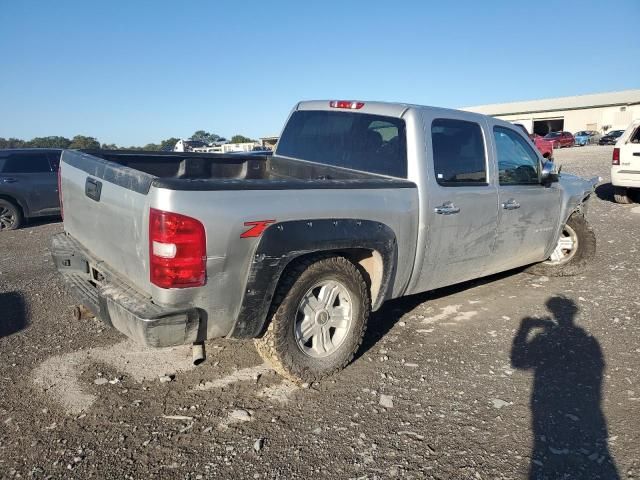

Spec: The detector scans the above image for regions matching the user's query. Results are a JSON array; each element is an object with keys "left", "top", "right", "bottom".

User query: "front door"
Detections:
[
  {"left": 487, "top": 126, "right": 561, "bottom": 274},
  {"left": 415, "top": 116, "right": 499, "bottom": 292}
]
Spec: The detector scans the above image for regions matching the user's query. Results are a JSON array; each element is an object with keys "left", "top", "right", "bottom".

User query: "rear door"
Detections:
[
  {"left": 0, "top": 151, "right": 58, "bottom": 216},
  {"left": 618, "top": 123, "right": 640, "bottom": 178},
  {"left": 414, "top": 115, "right": 499, "bottom": 291},
  {"left": 487, "top": 125, "right": 560, "bottom": 273}
]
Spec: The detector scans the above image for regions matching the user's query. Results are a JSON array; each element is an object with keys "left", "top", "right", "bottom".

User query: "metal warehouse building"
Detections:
[{"left": 463, "top": 89, "right": 640, "bottom": 136}]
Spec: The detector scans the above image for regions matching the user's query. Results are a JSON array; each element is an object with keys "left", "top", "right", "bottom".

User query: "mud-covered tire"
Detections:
[
  {"left": 0, "top": 199, "right": 23, "bottom": 231},
  {"left": 613, "top": 187, "right": 634, "bottom": 204},
  {"left": 254, "top": 255, "right": 370, "bottom": 383},
  {"left": 526, "top": 214, "right": 596, "bottom": 277}
]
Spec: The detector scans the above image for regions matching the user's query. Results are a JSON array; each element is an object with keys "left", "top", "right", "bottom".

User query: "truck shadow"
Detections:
[
  {"left": 0, "top": 291, "right": 28, "bottom": 339},
  {"left": 510, "top": 296, "right": 619, "bottom": 479},
  {"left": 595, "top": 182, "right": 616, "bottom": 203},
  {"left": 359, "top": 268, "right": 522, "bottom": 359}
]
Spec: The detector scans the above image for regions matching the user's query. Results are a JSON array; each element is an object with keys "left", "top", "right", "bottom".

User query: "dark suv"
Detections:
[{"left": 0, "top": 149, "right": 62, "bottom": 230}]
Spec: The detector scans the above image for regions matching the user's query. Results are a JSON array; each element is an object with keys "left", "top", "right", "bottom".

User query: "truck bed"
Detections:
[{"left": 73, "top": 150, "right": 412, "bottom": 192}]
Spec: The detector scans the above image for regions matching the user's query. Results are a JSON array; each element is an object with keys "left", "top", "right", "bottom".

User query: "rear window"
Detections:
[
  {"left": 0, "top": 152, "right": 52, "bottom": 173},
  {"left": 276, "top": 110, "right": 407, "bottom": 178}
]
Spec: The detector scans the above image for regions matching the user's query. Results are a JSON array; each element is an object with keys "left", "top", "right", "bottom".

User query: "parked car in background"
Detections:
[
  {"left": 513, "top": 124, "right": 554, "bottom": 159},
  {"left": 574, "top": 130, "right": 600, "bottom": 146},
  {"left": 599, "top": 130, "right": 625, "bottom": 145},
  {"left": 52, "top": 100, "right": 597, "bottom": 382},
  {"left": 544, "top": 131, "right": 575, "bottom": 149},
  {"left": 0, "top": 149, "right": 61, "bottom": 231},
  {"left": 611, "top": 119, "right": 640, "bottom": 204}
]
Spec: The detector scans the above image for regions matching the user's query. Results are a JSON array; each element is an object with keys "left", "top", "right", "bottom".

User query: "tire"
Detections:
[
  {"left": 0, "top": 199, "right": 23, "bottom": 231},
  {"left": 526, "top": 214, "right": 596, "bottom": 277},
  {"left": 613, "top": 187, "right": 634, "bottom": 204},
  {"left": 255, "top": 254, "right": 370, "bottom": 383}
]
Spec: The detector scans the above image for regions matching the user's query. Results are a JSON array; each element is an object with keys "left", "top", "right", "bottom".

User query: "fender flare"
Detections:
[
  {"left": 228, "top": 219, "right": 398, "bottom": 339},
  {"left": 0, "top": 192, "right": 29, "bottom": 217}
]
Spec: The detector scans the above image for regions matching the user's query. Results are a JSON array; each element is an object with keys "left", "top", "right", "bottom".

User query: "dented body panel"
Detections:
[{"left": 53, "top": 101, "right": 596, "bottom": 348}]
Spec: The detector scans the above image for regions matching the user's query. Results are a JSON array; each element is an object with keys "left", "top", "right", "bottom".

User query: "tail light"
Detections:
[
  {"left": 612, "top": 148, "right": 620, "bottom": 165},
  {"left": 329, "top": 100, "right": 364, "bottom": 110},
  {"left": 58, "top": 164, "right": 63, "bottom": 219},
  {"left": 149, "top": 208, "right": 206, "bottom": 288}
]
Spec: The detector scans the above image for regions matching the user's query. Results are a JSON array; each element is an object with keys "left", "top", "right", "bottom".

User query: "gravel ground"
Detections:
[{"left": 0, "top": 146, "right": 638, "bottom": 479}]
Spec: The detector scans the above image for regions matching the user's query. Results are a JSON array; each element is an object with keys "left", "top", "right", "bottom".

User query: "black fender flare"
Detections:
[
  {"left": 229, "top": 219, "right": 398, "bottom": 339},
  {"left": 0, "top": 192, "right": 29, "bottom": 217}
]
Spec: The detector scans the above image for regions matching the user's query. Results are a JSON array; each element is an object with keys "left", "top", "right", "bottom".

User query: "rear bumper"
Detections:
[
  {"left": 612, "top": 168, "right": 640, "bottom": 188},
  {"left": 51, "top": 232, "right": 201, "bottom": 347}
]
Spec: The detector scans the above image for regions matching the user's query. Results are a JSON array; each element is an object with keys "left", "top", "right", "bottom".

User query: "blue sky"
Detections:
[{"left": 1, "top": 0, "right": 638, "bottom": 146}]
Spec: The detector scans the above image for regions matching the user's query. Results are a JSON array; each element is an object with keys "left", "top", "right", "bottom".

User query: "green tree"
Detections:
[
  {"left": 230, "top": 134, "right": 254, "bottom": 144},
  {"left": 0, "top": 137, "right": 26, "bottom": 149},
  {"left": 159, "top": 137, "right": 180, "bottom": 151},
  {"left": 190, "top": 130, "right": 222, "bottom": 144},
  {"left": 26, "top": 136, "right": 72, "bottom": 148},
  {"left": 142, "top": 143, "right": 161, "bottom": 151},
  {"left": 69, "top": 135, "right": 101, "bottom": 150},
  {"left": 101, "top": 143, "right": 119, "bottom": 150}
]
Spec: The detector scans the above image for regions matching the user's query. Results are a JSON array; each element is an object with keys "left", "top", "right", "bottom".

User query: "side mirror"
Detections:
[{"left": 541, "top": 161, "right": 559, "bottom": 185}]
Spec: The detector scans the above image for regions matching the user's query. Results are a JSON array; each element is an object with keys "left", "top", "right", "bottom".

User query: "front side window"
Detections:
[
  {"left": 493, "top": 127, "right": 540, "bottom": 185},
  {"left": 276, "top": 110, "right": 407, "bottom": 177},
  {"left": 0, "top": 153, "right": 52, "bottom": 173},
  {"left": 431, "top": 118, "right": 487, "bottom": 186}
]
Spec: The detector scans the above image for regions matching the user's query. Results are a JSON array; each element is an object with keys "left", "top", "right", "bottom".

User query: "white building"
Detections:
[{"left": 463, "top": 89, "right": 640, "bottom": 136}]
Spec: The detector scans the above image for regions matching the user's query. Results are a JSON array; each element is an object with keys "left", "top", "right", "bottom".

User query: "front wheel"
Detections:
[
  {"left": 0, "top": 199, "right": 23, "bottom": 231},
  {"left": 526, "top": 214, "right": 596, "bottom": 276},
  {"left": 255, "top": 255, "right": 370, "bottom": 383}
]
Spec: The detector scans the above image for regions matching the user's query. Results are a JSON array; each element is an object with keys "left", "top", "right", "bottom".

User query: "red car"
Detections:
[
  {"left": 544, "top": 131, "right": 574, "bottom": 149},
  {"left": 513, "top": 124, "right": 554, "bottom": 159}
]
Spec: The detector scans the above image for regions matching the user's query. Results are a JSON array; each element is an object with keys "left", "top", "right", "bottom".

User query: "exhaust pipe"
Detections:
[
  {"left": 72, "top": 305, "right": 94, "bottom": 321},
  {"left": 192, "top": 342, "right": 205, "bottom": 366}
]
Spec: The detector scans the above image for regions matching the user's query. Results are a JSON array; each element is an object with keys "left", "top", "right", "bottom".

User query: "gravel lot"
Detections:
[{"left": 1, "top": 146, "right": 638, "bottom": 479}]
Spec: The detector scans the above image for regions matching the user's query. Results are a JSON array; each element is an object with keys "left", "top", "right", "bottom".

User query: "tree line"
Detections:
[{"left": 0, "top": 130, "right": 256, "bottom": 151}]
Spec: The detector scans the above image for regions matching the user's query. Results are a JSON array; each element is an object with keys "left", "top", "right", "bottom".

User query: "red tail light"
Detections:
[
  {"left": 149, "top": 208, "right": 206, "bottom": 288},
  {"left": 612, "top": 148, "right": 620, "bottom": 165},
  {"left": 329, "top": 100, "right": 364, "bottom": 110},
  {"left": 57, "top": 164, "right": 63, "bottom": 220}
]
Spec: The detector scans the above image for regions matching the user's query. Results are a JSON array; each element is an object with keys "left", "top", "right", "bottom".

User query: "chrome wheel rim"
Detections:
[
  {"left": 545, "top": 224, "right": 578, "bottom": 265},
  {"left": 0, "top": 207, "right": 16, "bottom": 230},
  {"left": 294, "top": 280, "right": 352, "bottom": 358}
]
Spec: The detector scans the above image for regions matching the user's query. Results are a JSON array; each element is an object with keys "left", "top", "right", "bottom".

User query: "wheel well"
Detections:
[
  {"left": 280, "top": 248, "right": 384, "bottom": 307},
  {"left": 0, "top": 195, "right": 25, "bottom": 217}
]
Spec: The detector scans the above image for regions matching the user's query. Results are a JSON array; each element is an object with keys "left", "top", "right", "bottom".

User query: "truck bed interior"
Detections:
[{"left": 85, "top": 150, "right": 392, "bottom": 180}]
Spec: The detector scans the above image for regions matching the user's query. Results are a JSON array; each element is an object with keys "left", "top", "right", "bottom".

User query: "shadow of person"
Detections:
[{"left": 511, "top": 296, "right": 619, "bottom": 479}]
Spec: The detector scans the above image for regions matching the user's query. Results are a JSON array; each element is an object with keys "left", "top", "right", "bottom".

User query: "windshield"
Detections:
[
  {"left": 544, "top": 132, "right": 561, "bottom": 138},
  {"left": 611, "top": 130, "right": 624, "bottom": 137},
  {"left": 575, "top": 131, "right": 589, "bottom": 136},
  {"left": 276, "top": 110, "right": 407, "bottom": 177}
]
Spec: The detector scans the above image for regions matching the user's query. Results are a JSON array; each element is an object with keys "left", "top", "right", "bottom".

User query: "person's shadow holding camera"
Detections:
[{"left": 511, "top": 296, "right": 619, "bottom": 479}]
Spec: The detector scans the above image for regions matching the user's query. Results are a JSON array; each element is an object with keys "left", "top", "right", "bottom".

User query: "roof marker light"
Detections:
[{"left": 329, "top": 101, "right": 364, "bottom": 110}]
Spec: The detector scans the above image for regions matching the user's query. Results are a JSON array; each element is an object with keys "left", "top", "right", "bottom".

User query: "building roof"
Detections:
[{"left": 462, "top": 89, "right": 640, "bottom": 116}]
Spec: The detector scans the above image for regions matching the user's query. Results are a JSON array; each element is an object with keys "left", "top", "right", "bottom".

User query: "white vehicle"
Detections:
[{"left": 612, "top": 119, "right": 640, "bottom": 204}]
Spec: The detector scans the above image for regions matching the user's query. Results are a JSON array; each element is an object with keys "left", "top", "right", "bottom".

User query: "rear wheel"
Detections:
[
  {"left": 526, "top": 214, "right": 595, "bottom": 276},
  {"left": 255, "top": 255, "right": 370, "bottom": 383},
  {"left": 0, "top": 199, "right": 23, "bottom": 231},
  {"left": 613, "top": 186, "right": 634, "bottom": 204}
]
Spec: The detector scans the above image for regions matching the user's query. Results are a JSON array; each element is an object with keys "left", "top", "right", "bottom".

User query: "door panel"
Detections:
[
  {"left": 487, "top": 126, "right": 560, "bottom": 273},
  {"left": 413, "top": 116, "right": 499, "bottom": 293}
]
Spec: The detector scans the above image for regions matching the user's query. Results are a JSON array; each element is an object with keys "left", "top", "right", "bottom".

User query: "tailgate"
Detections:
[{"left": 60, "top": 150, "right": 153, "bottom": 294}]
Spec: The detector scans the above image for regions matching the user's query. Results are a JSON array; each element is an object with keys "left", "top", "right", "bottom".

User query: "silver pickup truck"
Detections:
[{"left": 52, "top": 100, "right": 597, "bottom": 382}]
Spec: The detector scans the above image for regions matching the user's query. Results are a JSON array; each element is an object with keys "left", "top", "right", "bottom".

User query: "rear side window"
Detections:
[
  {"left": 431, "top": 118, "right": 487, "bottom": 186},
  {"left": 276, "top": 110, "right": 407, "bottom": 177},
  {"left": 0, "top": 152, "right": 52, "bottom": 173},
  {"left": 630, "top": 126, "right": 640, "bottom": 144}
]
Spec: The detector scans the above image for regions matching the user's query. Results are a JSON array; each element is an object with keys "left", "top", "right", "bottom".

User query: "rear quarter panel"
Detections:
[{"left": 149, "top": 185, "right": 419, "bottom": 339}]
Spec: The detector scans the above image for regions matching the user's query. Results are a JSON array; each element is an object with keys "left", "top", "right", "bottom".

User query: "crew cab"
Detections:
[
  {"left": 52, "top": 101, "right": 598, "bottom": 382},
  {"left": 611, "top": 119, "right": 640, "bottom": 204}
]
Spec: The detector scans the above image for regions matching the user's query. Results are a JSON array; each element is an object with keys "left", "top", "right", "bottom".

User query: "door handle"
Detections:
[
  {"left": 502, "top": 199, "right": 521, "bottom": 210},
  {"left": 434, "top": 201, "right": 460, "bottom": 215},
  {"left": 1, "top": 177, "right": 17, "bottom": 183}
]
